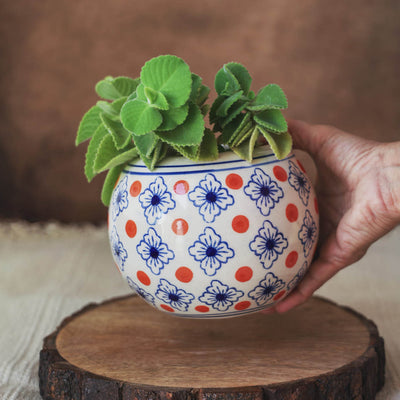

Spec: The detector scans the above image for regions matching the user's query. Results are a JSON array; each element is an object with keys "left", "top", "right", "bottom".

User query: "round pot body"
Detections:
[{"left": 108, "top": 147, "right": 319, "bottom": 318}]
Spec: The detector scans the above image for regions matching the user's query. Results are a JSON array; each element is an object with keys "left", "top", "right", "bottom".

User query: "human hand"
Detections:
[{"left": 265, "top": 119, "right": 400, "bottom": 313}]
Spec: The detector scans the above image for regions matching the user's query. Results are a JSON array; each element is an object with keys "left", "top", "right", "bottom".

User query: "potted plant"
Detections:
[{"left": 76, "top": 55, "right": 319, "bottom": 318}]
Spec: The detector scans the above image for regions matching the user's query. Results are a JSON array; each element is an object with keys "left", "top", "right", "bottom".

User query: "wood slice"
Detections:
[{"left": 39, "top": 295, "right": 385, "bottom": 400}]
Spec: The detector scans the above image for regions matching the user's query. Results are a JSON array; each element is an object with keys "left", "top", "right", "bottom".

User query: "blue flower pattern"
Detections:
[
  {"left": 113, "top": 157, "right": 317, "bottom": 316},
  {"left": 110, "top": 226, "right": 128, "bottom": 270},
  {"left": 137, "top": 228, "right": 174, "bottom": 275},
  {"left": 288, "top": 160, "right": 311, "bottom": 206},
  {"left": 189, "top": 227, "right": 234, "bottom": 276},
  {"left": 248, "top": 272, "right": 285, "bottom": 306},
  {"left": 126, "top": 276, "right": 155, "bottom": 305},
  {"left": 139, "top": 176, "right": 176, "bottom": 225},
  {"left": 299, "top": 210, "right": 317, "bottom": 257},
  {"left": 188, "top": 173, "right": 234, "bottom": 223},
  {"left": 156, "top": 279, "right": 195, "bottom": 311},
  {"left": 111, "top": 176, "right": 129, "bottom": 221},
  {"left": 199, "top": 280, "right": 244, "bottom": 311},
  {"left": 249, "top": 220, "right": 288, "bottom": 269},
  {"left": 244, "top": 168, "right": 284, "bottom": 216}
]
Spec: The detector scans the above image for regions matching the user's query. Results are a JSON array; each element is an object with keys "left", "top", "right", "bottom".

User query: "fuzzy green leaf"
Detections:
[
  {"left": 134, "top": 141, "right": 153, "bottom": 170},
  {"left": 259, "top": 127, "right": 292, "bottom": 159},
  {"left": 231, "top": 141, "right": 251, "bottom": 163},
  {"left": 144, "top": 87, "right": 169, "bottom": 110},
  {"left": 225, "top": 63, "right": 252, "bottom": 95},
  {"left": 231, "top": 123, "right": 255, "bottom": 147},
  {"left": 96, "top": 76, "right": 139, "bottom": 100},
  {"left": 95, "top": 147, "right": 139, "bottom": 173},
  {"left": 158, "top": 104, "right": 189, "bottom": 131},
  {"left": 150, "top": 141, "right": 165, "bottom": 170},
  {"left": 220, "top": 100, "right": 248, "bottom": 128},
  {"left": 101, "top": 165, "right": 125, "bottom": 206},
  {"left": 253, "top": 109, "right": 288, "bottom": 133},
  {"left": 215, "top": 65, "right": 241, "bottom": 96},
  {"left": 231, "top": 126, "right": 259, "bottom": 162},
  {"left": 200, "top": 103, "right": 210, "bottom": 116},
  {"left": 113, "top": 77, "right": 140, "bottom": 97},
  {"left": 76, "top": 105, "right": 102, "bottom": 145},
  {"left": 198, "top": 130, "right": 219, "bottom": 161},
  {"left": 120, "top": 99, "right": 162, "bottom": 135},
  {"left": 127, "top": 91, "right": 137, "bottom": 101},
  {"left": 133, "top": 132, "right": 159, "bottom": 158},
  {"left": 209, "top": 96, "right": 225, "bottom": 124},
  {"left": 172, "top": 144, "right": 200, "bottom": 161},
  {"left": 96, "top": 97, "right": 128, "bottom": 120},
  {"left": 190, "top": 73, "right": 202, "bottom": 102},
  {"left": 141, "top": 55, "right": 192, "bottom": 108},
  {"left": 218, "top": 114, "right": 243, "bottom": 145},
  {"left": 228, "top": 118, "right": 252, "bottom": 147},
  {"left": 158, "top": 142, "right": 169, "bottom": 163},
  {"left": 84, "top": 124, "right": 108, "bottom": 182},
  {"left": 216, "top": 90, "right": 243, "bottom": 117},
  {"left": 97, "top": 101, "right": 119, "bottom": 118},
  {"left": 94, "top": 134, "right": 134, "bottom": 173},
  {"left": 111, "top": 97, "right": 129, "bottom": 114},
  {"left": 196, "top": 85, "right": 210, "bottom": 106},
  {"left": 101, "top": 113, "right": 132, "bottom": 149},
  {"left": 135, "top": 83, "right": 146, "bottom": 101},
  {"left": 218, "top": 113, "right": 252, "bottom": 145},
  {"left": 247, "top": 84, "right": 288, "bottom": 111},
  {"left": 156, "top": 103, "right": 204, "bottom": 146}
]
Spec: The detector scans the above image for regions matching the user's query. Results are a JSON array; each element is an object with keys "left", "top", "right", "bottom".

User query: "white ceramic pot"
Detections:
[{"left": 108, "top": 146, "right": 319, "bottom": 318}]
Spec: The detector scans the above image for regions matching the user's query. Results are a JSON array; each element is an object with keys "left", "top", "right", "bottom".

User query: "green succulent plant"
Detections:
[
  {"left": 210, "top": 62, "right": 292, "bottom": 162},
  {"left": 75, "top": 55, "right": 292, "bottom": 206}
]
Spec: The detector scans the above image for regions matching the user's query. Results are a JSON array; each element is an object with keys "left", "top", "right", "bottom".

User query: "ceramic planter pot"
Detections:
[{"left": 108, "top": 146, "right": 319, "bottom": 318}]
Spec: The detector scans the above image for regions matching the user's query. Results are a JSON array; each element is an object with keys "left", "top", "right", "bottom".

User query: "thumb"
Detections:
[{"left": 288, "top": 119, "right": 331, "bottom": 159}]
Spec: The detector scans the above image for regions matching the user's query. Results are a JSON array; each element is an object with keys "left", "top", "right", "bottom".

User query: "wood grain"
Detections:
[{"left": 39, "top": 295, "right": 385, "bottom": 399}]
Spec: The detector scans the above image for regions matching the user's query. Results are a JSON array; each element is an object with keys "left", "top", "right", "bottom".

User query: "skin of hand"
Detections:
[{"left": 264, "top": 119, "right": 400, "bottom": 314}]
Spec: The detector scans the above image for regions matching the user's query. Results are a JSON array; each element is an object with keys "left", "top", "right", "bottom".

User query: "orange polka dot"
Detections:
[
  {"left": 125, "top": 220, "right": 137, "bottom": 238},
  {"left": 195, "top": 305, "right": 209, "bottom": 313},
  {"left": 171, "top": 218, "right": 189, "bottom": 235},
  {"left": 174, "top": 180, "right": 189, "bottom": 195},
  {"left": 232, "top": 215, "right": 249, "bottom": 233},
  {"left": 137, "top": 271, "right": 151, "bottom": 286},
  {"left": 161, "top": 304, "right": 174, "bottom": 312},
  {"left": 175, "top": 267, "right": 193, "bottom": 283},
  {"left": 314, "top": 197, "right": 319, "bottom": 214},
  {"left": 285, "top": 251, "right": 298, "bottom": 268},
  {"left": 273, "top": 290, "right": 286, "bottom": 301},
  {"left": 225, "top": 173, "right": 243, "bottom": 189},
  {"left": 297, "top": 160, "right": 306, "bottom": 173},
  {"left": 235, "top": 266, "right": 253, "bottom": 282},
  {"left": 286, "top": 204, "right": 299, "bottom": 222},
  {"left": 273, "top": 166, "right": 288, "bottom": 182},
  {"left": 235, "top": 301, "right": 251, "bottom": 311},
  {"left": 130, "top": 181, "right": 142, "bottom": 197}
]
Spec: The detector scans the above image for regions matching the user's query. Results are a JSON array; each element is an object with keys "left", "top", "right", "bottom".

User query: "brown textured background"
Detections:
[{"left": 0, "top": 0, "right": 399, "bottom": 223}]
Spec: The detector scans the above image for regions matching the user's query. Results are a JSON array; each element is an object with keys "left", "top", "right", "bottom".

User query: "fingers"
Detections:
[
  {"left": 273, "top": 256, "right": 341, "bottom": 313},
  {"left": 287, "top": 119, "right": 322, "bottom": 157},
  {"left": 261, "top": 234, "right": 348, "bottom": 314},
  {"left": 288, "top": 119, "right": 344, "bottom": 162}
]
